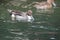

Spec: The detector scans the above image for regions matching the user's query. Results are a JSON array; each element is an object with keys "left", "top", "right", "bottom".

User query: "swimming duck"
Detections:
[
  {"left": 7, "top": 9, "right": 34, "bottom": 22},
  {"left": 33, "top": 0, "right": 56, "bottom": 9}
]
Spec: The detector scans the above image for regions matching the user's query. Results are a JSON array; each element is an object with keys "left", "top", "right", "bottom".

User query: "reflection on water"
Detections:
[
  {"left": 0, "top": 6, "right": 60, "bottom": 40},
  {"left": 36, "top": 9, "right": 54, "bottom": 13}
]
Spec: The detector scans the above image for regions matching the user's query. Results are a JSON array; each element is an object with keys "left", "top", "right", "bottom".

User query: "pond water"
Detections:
[{"left": 0, "top": 1, "right": 60, "bottom": 40}]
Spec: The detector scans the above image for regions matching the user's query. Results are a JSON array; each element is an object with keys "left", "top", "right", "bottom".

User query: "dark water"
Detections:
[{"left": 0, "top": 1, "right": 60, "bottom": 40}]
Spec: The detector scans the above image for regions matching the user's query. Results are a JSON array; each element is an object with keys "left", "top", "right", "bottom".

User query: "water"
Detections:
[{"left": 0, "top": 1, "right": 60, "bottom": 40}]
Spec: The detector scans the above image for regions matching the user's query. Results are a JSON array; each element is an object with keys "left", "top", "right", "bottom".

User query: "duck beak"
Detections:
[{"left": 52, "top": 2, "right": 56, "bottom": 7}]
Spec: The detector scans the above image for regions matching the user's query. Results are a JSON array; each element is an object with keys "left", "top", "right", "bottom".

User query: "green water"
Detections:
[{"left": 0, "top": 1, "right": 60, "bottom": 40}]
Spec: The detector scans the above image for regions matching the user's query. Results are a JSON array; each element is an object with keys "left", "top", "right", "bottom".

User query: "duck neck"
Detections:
[{"left": 47, "top": 0, "right": 52, "bottom": 4}]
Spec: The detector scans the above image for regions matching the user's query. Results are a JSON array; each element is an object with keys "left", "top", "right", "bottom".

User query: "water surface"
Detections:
[{"left": 0, "top": 2, "right": 60, "bottom": 40}]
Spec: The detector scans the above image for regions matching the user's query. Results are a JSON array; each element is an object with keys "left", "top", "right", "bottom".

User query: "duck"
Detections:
[
  {"left": 7, "top": 9, "right": 34, "bottom": 22},
  {"left": 33, "top": 0, "right": 56, "bottom": 9}
]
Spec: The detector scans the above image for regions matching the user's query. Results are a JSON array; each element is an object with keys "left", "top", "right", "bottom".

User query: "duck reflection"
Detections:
[{"left": 36, "top": 9, "right": 54, "bottom": 13}]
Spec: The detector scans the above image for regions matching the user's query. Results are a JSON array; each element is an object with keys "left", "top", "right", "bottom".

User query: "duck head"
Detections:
[
  {"left": 27, "top": 10, "right": 32, "bottom": 16},
  {"left": 26, "top": 10, "right": 34, "bottom": 22},
  {"left": 47, "top": 0, "right": 56, "bottom": 7}
]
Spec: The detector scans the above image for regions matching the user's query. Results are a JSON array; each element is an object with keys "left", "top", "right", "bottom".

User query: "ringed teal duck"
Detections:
[
  {"left": 7, "top": 9, "right": 34, "bottom": 22},
  {"left": 33, "top": 0, "right": 56, "bottom": 9}
]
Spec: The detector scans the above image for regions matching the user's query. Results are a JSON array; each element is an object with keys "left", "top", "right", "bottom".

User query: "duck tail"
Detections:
[{"left": 7, "top": 9, "right": 12, "bottom": 13}]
